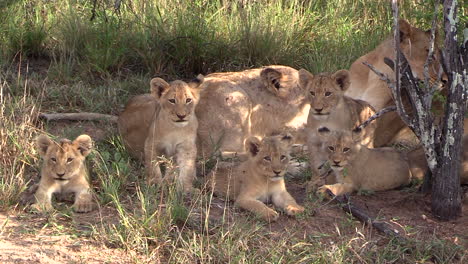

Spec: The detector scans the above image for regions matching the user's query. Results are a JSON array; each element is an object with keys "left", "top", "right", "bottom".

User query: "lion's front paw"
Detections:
[
  {"left": 31, "top": 202, "right": 54, "bottom": 212},
  {"left": 317, "top": 185, "right": 334, "bottom": 199},
  {"left": 262, "top": 208, "right": 279, "bottom": 221},
  {"left": 284, "top": 204, "right": 305, "bottom": 216},
  {"left": 73, "top": 199, "right": 94, "bottom": 213}
]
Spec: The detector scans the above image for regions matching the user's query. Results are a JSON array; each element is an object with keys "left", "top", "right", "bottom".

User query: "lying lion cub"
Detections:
[
  {"left": 317, "top": 127, "right": 411, "bottom": 196},
  {"left": 297, "top": 69, "right": 376, "bottom": 185},
  {"left": 33, "top": 134, "right": 94, "bottom": 212},
  {"left": 144, "top": 75, "right": 204, "bottom": 193},
  {"left": 208, "top": 133, "right": 304, "bottom": 221}
]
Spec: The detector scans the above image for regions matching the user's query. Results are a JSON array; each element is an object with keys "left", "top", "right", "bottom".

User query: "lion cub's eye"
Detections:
[
  {"left": 343, "top": 147, "right": 350, "bottom": 152},
  {"left": 51, "top": 157, "right": 57, "bottom": 162},
  {"left": 67, "top": 157, "right": 74, "bottom": 163},
  {"left": 325, "top": 92, "right": 332, "bottom": 97},
  {"left": 328, "top": 146, "right": 335, "bottom": 151},
  {"left": 263, "top": 156, "right": 271, "bottom": 161},
  {"left": 168, "top": 99, "right": 176, "bottom": 104},
  {"left": 310, "top": 91, "right": 315, "bottom": 96},
  {"left": 186, "top": 98, "right": 192, "bottom": 104},
  {"left": 280, "top": 155, "right": 287, "bottom": 161}
]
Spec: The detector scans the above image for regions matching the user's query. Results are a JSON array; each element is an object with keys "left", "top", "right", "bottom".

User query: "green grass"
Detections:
[{"left": 1, "top": 0, "right": 467, "bottom": 263}]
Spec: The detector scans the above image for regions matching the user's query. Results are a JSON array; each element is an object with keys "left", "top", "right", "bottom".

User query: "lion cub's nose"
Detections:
[
  {"left": 176, "top": 114, "right": 186, "bottom": 119},
  {"left": 314, "top": 108, "right": 323, "bottom": 113},
  {"left": 56, "top": 172, "right": 65, "bottom": 177},
  {"left": 333, "top": 160, "right": 341, "bottom": 165},
  {"left": 273, "top": 170, "right": 282, "bottom": 175}
]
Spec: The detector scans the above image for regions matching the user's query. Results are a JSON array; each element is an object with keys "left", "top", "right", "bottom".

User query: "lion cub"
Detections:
[
  {"left": 208, "top": 133, "right": 304, "bottom": 221},
  {"left": 317, "top": 127, "right": 411, "bottom": 196},
  {"left": 144, "top": 75, "right": 204, "bottom": 193},
  {"left": 298, "top": 69, "right": 376, "bottom": 186},
  {"left": 33, "top": 134, "right": 94, "bottom": 212}
]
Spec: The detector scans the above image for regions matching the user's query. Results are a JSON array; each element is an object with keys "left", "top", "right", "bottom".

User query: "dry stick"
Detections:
[
  {"left": 353, "top": 105, "right": 397, "bottom": 132},
  {"left": 39, "top": 112, "right": 118, "bottom": 123},
  {"left": 326, "top": 189, "right": 406, "bottom": 242}
]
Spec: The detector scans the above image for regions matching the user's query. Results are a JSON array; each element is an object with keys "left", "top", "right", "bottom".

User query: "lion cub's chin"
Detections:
[
  {"left": 269, "top": 175, "right": 284, "bottom": 182},
  {"left": 173, "top": 120, "right": 189, "bottom": 127},
  {"left": 331, "top": 166, "right": 344, "bottom": 172},
  {"left": 311, "top": 114, "right": 329, "bottom": 121}
]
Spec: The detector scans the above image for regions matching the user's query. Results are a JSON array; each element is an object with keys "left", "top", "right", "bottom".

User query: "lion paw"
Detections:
[
  {"left": 262, "top": 209, "right": 279, "bottom": 221},
  {"left": 284, "top": 204, "right": 305, "bottom": 216},
  {"left": 317, "top": 185, "right": 334, "bottom": 199},
  {"left": 31, "top": 202, "right": 54, "bottom": 212},
  {"left": 73, "top": 199, "right": 94, "bottom": 213}
]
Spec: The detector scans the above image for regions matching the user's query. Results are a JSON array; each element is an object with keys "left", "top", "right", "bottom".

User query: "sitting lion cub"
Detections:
[
  {"left": 317, "top": 127, "right": 411, "bottom": 196},
  {"left": 297, "top": 69, "right": 376, "bottom": 186},
  {"left": 33, "top": 134, "right": 94, "bottom": 212},
  {"left": 208, "top": 133, "right": 304, "bottom": 221},
  {"left": 144, "top": 75, "right": 204, "bottom": 193}
]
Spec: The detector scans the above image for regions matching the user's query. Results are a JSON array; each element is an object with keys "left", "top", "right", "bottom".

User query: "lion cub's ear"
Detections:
[
  {"left": 189, "top": 74, "right": 205, "bottom": 89},
  {"left": 351, "top": 128, "right": 364, "bottom": 143},
  {"left": 298, "top": 69, "right": 313, "bottom": 90},
  {"left": 36, "top": 135, "right": 53, "bottom": 157},
  {"left": 332, "top": 70, "right": 350, "bottom": 92},
  {"left": 245, "top": 137, "right": 261, "bottom": 157},
  {"left": 261, "top": 68, "right": 283, "bottom": 91},
  {"left": 399, "top": 19, "right": 412, "bottom": 41},
  {"left": 73, "top": 134, "right": 93, "bottom": 157},
  {"left": 150, "top": 78, "right": 170, "bottom": 100}
]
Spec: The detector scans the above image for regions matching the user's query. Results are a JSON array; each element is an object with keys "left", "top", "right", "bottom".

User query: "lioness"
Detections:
[
  {"left": 408, "top": 119, "right": 468, "bottom": 184},
  {"left": 317, "top": 127, "right": 411, "bottom": 196},
  {"left": 196, "top": 65, "right": 310, "bottom": 157},
  {"left": 33, "top": 134, "right": 94, "bottom": 212},
  {"left": 144, "top": 75, "right": 204, "bottom": 193},
  {"left": 208, "top": 133, "right": 304, "bottom": 221},
  {"left": 297, "top": 69, "right": 376, "bottom": 184},
  {"left": 345, "top": 19, "right": 444, "bottom": 146}
]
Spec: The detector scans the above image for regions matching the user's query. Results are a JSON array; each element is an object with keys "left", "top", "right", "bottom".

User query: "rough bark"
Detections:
[{"left": 431, "top": 0, "right": 465, "bottom": 220}]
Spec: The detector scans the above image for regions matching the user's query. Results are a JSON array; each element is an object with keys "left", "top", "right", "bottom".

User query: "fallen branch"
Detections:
[
  {"left": 39, "top": 112, "right": 118, "bottom": 123},
  {"left": 326, "top": 189, "right": 406, "bottom": 241}
]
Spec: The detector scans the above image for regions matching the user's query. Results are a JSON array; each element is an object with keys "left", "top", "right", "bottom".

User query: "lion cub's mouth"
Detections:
[
  {"left": 54, "top": 178, "right": 69, "bottom": 181},
  {"left": 331, "top": 165, "right": 344, "bottom": 171},
  {"left": 270, "top": 175, "right": 284, "bottom": 181}
]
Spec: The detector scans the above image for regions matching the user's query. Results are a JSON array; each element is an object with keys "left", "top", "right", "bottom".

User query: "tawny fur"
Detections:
[
  {"left": 317, "top": 128, "right": 411, "bottom": 196},
  {"left": 297, "top": 69, "right": 376, "bottom": 186},
  {"left": 408, "top": 119, "right": 468, "bottom": 184},
  {"left": 33, "top": 134, "right": 94, "bottom": 212},
  {"left": 144, "top": 76, "right": 204, "bottom": 193},
  {"left": 196, "top": 65, "right": 310, "bottom": 158},
  {"left": 345, "top": 19, "right": 444, "bottom": 147},
  {"left": 207, "top": 134, "right": 304, "bottom": 221}
]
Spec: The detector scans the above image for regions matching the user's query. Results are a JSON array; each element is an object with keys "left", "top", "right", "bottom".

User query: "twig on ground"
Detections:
[{"left": 39, "top": 112, "right": 118, "bottom": 123}]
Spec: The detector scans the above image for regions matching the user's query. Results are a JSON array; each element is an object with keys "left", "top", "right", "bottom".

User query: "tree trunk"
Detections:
[{"left": 431, "top": 0, "right": 466, "bottom": 220}]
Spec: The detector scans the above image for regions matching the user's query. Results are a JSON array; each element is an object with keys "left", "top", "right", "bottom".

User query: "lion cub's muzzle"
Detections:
[{"left": 54, "top": 172, "right": 69, "bottom": 181}]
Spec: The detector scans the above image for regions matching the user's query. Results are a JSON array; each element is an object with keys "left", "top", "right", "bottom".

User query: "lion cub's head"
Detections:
[
  {"left": 36, "top": 134, "right": 93, "bottom": 181},
  {"left": 298, "top": 69, "right": 350, "bottom": 118},
  {"left": 317, "top": 127, "right": 362, "bottom": 172},
  {"left": 260, "top": 67, "right": 299, "bottom": 99},
  {"left": 245, "top": 133, "right": 294, "bottom": 181},
  {"left": 150, "top": 75, "right": 204, "bottom": 127},
  {"left": 398, "top": 19, "right": 443, "bottom": 82}
]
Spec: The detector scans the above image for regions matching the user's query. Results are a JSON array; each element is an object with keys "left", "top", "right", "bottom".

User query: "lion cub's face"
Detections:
[
  {"left": 318, "top": 127, "right": 360, "bottom": 172},
  {"left": 246, "top": 133, "right": 294, "bottom": 181},
  {"left": 36, "top": 134, "right": 93, "bottom": 181},
  {"left": 298, "top": 69, "right": 350, "bottom": 119},
  {"left": 398, "top": 19, "right": 443, "bottom": 82},
  {"left": 150, "top": 75, "right": 204, "bottom": 127}
]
